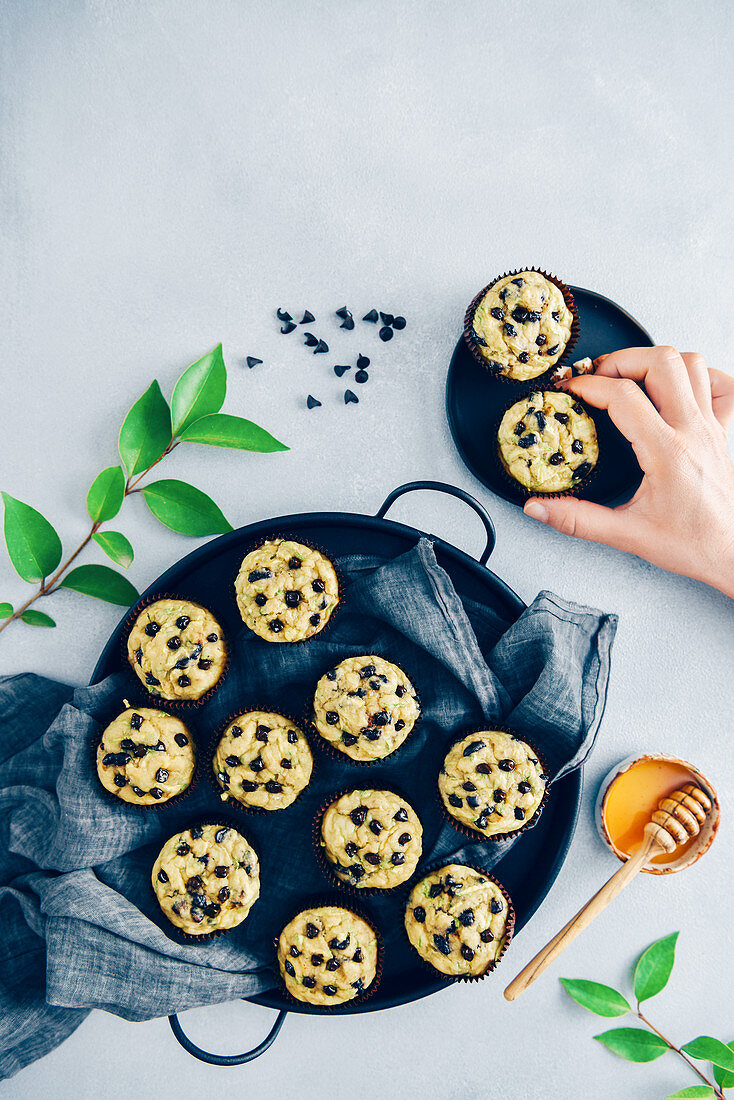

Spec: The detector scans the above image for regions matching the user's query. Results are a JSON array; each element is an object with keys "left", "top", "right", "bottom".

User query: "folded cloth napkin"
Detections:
[{"left": 0, "top": 538, "right": 617, "bottom": 1080}]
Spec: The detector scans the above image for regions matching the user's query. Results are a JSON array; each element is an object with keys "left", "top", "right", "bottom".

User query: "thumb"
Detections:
[{"left": 524, "top": 496, "right": 633, "bottom": 549}]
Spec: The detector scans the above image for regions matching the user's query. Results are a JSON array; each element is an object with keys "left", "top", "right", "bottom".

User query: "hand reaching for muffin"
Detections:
[{"left": 523, "top": 346, "right": 734, "bottom": 598}]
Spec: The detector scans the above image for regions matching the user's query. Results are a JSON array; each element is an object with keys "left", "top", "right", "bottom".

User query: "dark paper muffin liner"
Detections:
[
  {"left": 307, "top": 652, "right": 422, "bottom": 767},
  {"left": 151, "top": 813, "right": 262, "bottom": 945},
  {"left": 232, "top": 533, "right": 343, "bottom": 646},
  {"left": 402, "top": 859, "right": 516, "bottom": 982},
  {"left": 208, "top": 706, "right": 316, "bottom": 817},
  {"left": 91, "top": 701, "right": 199, "bottom": 812},
  {"left": 273, "top": 894, "right": 384, "bottom": 1011},
  {"left": 120, "top": 592, "right": 229, "bottom": 711},
  {"left": 313, "top": 785, "right": 424, "bottom": 897},
  {"left": 463, "top": 268, "right": 579, "bottom": 386},
  {"left": 437, "top": 725, "right": 550, "bottom": 845},
  {"left": 493, "top": 389, "right": 600, "bottom": 500}
]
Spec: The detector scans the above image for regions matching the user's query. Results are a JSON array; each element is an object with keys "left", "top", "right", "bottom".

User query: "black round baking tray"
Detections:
[
  {"left": 447, "top": 285, "right": 653, "bottom": 507},
  {"left": 91, "top": 481, "right": 583, "bottom": 1063}
]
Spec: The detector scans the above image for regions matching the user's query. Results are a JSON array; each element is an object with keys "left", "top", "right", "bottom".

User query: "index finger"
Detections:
[
  {"left": 592, "top": 346, "right": 703, "bottom": 430},
  {"left": 561, "top": 373, "right": 673, "bottom": 471}
]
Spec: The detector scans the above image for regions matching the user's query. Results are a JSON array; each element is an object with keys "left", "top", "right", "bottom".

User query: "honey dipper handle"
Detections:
[{"left": 504, "top": 833, "right": 659, "bottom": 1002}]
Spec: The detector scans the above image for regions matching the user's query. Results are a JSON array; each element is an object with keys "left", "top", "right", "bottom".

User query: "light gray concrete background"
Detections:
[{"left": 1, "top": 1, "right": 733, "bottom": 1097}]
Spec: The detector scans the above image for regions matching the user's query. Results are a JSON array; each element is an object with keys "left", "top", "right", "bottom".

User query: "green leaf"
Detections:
[
  {"left": 0, "top": 603, "right": 12, "bottom": 618},
  {"left": 666, "top": 1088, "right": 717, "bottom": 1098},
  {"left": 713, "top": 1041, "right": 734, "bottom": 1090},
  {"left": 20, "top": 609, "right": 56, "bottom": 627},
  {"left": 594, "top": 1027, "right": 668, "bottom": 1063},
  {"left": 634, "top": 931, "right": 679, "bottom": 1002},
  {"left": 559, "top": 979, "right": 631, "bottom": 1017},
  {"left": 59, "top": 564, "right": 139, "bottom": 606},
  {"left": 140, "top": 479, "right": 232, "bottom": 536},
  {"left": 682, "top": 1038, "right": 734, "bottom": 1073},
  {"left": 171, "top": 344, "right": 226, "bottom": 436},
  {"left": 1, "top": 493, "right": 62, "bottom": 582},
  {"left": 180, "top": 413, "right": 288, "bottom": 453},
  {"left": 92, "top": 530, "right": 134, "bottom": 568},
  {"left": 87, "top": 466, "right": 125, "bottom": 523},
  {"left": 118, "top": 380, "right": 172, "bottom": 477}
]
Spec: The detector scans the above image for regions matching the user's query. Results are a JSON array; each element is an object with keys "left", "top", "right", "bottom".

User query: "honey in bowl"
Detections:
[{"left": 596, "top": 753, "right": 720, "bottom": 875}]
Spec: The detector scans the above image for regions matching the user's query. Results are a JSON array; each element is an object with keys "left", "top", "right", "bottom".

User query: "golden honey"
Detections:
[{"left": 602, "top": 757, "right": 700, "bottom": 866}]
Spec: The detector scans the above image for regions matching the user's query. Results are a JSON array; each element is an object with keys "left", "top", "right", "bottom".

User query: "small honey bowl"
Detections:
[{"left": 595, "top": 753, "right": 720, "bottom": 875}]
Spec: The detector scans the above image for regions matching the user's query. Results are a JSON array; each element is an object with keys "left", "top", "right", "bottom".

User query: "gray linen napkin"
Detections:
[{"left": 0, "top": 538, "right": 617, "bottom": 1080}]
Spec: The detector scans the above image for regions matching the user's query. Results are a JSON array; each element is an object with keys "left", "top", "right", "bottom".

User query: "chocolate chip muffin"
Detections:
[
  {"left": 497, "top": 390, "right": 598, "bottom": 493},
  {"left": 319, "top": 789, "right": 422, "bottom": 890},
  {"left": 277, "top": 906, "right": 379, "bottom": 1006},
  {"left": 467, "top": 271, "right": 574, "bottom": 381},
  {"left": 439, "top": 731, "right": 548, "bottom": 839},
  {"left": 213, "top": 711, "right": 313, "bottom": 811},
  {"left": 152, "top": 823, "right": 260, "bottom": 936},
  {"left": 96, "top": 704, "right": 195, "bottom": 805},
  {"left": 127, "top": 598, "right": 227, "bottom": 701},
  {"left": 405, "top": 864, "right": 514, "bottom": 977},
  {"left": 235, "top": 539, "right": 339, "bottom": 642},
  {"left": 312, "top": 655, "right": 420, "bottom": 763}
]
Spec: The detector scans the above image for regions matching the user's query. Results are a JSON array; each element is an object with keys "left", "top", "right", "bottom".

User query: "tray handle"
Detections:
[
  {"left": 168, "top": 1004, "right": 287, "bottom": 1066},
  {"left": 376, "top": 480, "right": 496, "bottom": 565}
]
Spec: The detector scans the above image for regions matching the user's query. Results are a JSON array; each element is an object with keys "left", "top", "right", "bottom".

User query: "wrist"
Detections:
[{"left": 700, "top": 535, "right": 734, "bottom": 599}]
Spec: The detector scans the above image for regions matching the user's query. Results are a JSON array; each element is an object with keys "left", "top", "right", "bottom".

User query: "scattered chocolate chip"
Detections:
[
  {"left": 190, "top": 826, "right": 203, "bottom": 839},
  {"left": 476, "top": 762, "right": 491, "bottom": 775},
  {"left": 113, "top": 774, "right": 128, "bottom": 787},
  {"left": 325, "top": 711, "right": 339, "bottom": 725},
  {"left": 217, "top": 771, "right": 230, "bottom": 787},
  {"left": 177, "top": 675, "right": 190, "bottom": 687},
  {"left": 461, "top": 944, "right": 475, "bottom": 961},
  {"left": 518, "top": 433, "right": 537, "bottom": 449},
  {"left": 280, "top": 322, "right": 296, "bottom": 334},
  {"left": 284, "top": 590, "right": 302, "bottom": 608},
  {"left": 355, "top": 369, "right": 369, "bottom": 383},
  {"left": 330, "top": 934, "right": 350, "bottom": 951},
  {"left": 471, "top": 328, "right": 487, "bottom": 347},
  {"left": 514, "top": 807, "right": 526, "bottom": 820},
  {"left": 302, "top": 975, "right": 316, "bottom": 988},
  {"left": 394, "top": 808, "right": 408, "bottom": 822},
  {"left": 300, "top": 310, "right": 315, "bottom": 324},
  {"left": 498, "top": 759, "right": 516, "bottom": 772},
  {"left": 306, "top": 922, "right": 319, "bottom": 938},
  {"left": 369, "top": 819, "right": 383, "bottom": 836},
  {"left": 304, "top": 332, "right": 319, "bottom": 347},
  {"left": 350, "top": 806, "right": 368, "bottom": 826},
  {"left": 333, "top": 364, "right": 350, "bottom": 377},
  {"left": 518, "top": 780, "right": 532, "bottom": 793},
  {"left": 356, "top": 353, "right": 370, "bottom": 370},
  {"left": 265, "top": 779, "right": 283, "bottom": 793},
  {"left": 344, "top": 389, "right": 359, "bottom": 404},
  {"left": 312, "top": 578, "right": 325, "bottom": 593},
  {"left": 206, "top": 632, "right": 218, "bottom": 643},
  {"left": 284, "top": 959, "right": 296, "bottom": 977},
  {"left": 372, "top": 710, "right": 390, "bottom": 726},
  {"left": 218, "top": 886, "right": 230, "bottom": 903},
  {"left": 391, "top": 852, "right": 405, "bottom": 865},
  {"left": 490, "top": 897, "right": 503, "bottom": 914},
  {"left": 380, "top": 313, "right": 394, "bottom": 326},
  {"left": 571, "top": 439, "right": 584, "bottom": 454},
  {"left": 362, "top": 727, "right": 381, "bottom": 741},
  {"left": 504, "top": 323, "right": 517, "bottom": 337},
  {"left": 512, "top": 277, "right": 524, "bottom": 287},
  {"left": 490, "top": 307, "right": 504, "bottom": 320},
  {"left": 145, "top": 672, "right": 162, "bottom": 688},
  {"left": 433, "top": 934, "right": 451, "bottom": 956},
  {"left": 364, "top": 852, "right": 380, "bottom": 865},
  {"left": 241, "top": 780, "right": 258, "bottom": 792},
  {"left": 554, "top": 412, "right": 569, "bottom": 424},
  {"left": 549, "top": 451, "right": 564, "bottom": 465},
  {"left": 314, "top": 339, "right": 329, "bottom": 354},
  {"left": 349, "top": 864, "right": 365, "bottom": 879},
  {"left": 307, "top": 392, "right": 321, "bottom": 407},
  {"left": 336, "top": 306, "right": 350, "bottom": 320},
  {"left": 493, "top": 789, "right": 506, "bottom": 803},
  {"left": 144, "top": 622, "right": 160, "bottom": 637},
  {"left": 325, "top": 957, "right": 340, "bottom": 971},
  {"left": 467, "top": 795, "right": 480, "bottom": 809},
  {"left": 131, "top": 786, "right": 145, "bottom": 797},
  {"left": 167, "top": 635, "right": 181, "bottom": 650},
  {"left": 120, "top": 738, "right": 135, "bottom": 750},
  {"left": 546, "top": 344, "right": 559, "bottom": 355},
  {"left": 463, "top": 740, "right": 486, "bottom": 757},
  {"left": 393, "top": 316, "right": 406, "bottom": 329},
  {"left": 340, "top": 316, "right": 355, "bottom": 330},
  {"left": 155, "top": 768, "right": 169, "bottom": 784},
  {"left": 378, "top": 326, "right": 393, "bottom": 342},
  {"left": 187, "top": 876, "right": 203, "bottom": 892},
  {"left": 309, "top": 613, "right": 320, "bottom": 626},
  {"left": 157, "top": 869, "right": 169, "bottom": 884},
  {"left": 287, "top": 729, "right": 298, "bottom": 744},
  {"left": 514, "top": 420, "right": 527, "bottom": 436},
  {"left": 176, "top": 843, "right": 190, "bottom": 856},
  {"left": 225, "top": 755, "right": 241, "bottom": 768},
  {"left": 574, "top": 461, "right": 592, "bottom": 479},
  {"left": 551, "top": 311, "right": 560, "bottom": 321},
  {"left": 250, "top": 756, "right": 265, "bottom": 772},
  {"left": 102, "top": 752, "right": 130, "bottom": 767},
  {"left": 398, "top": 832, "right": 411, "bottom": 846},
  {"left": 246, "top": 356, "right": 263, "bottom": 368},
  {"left": 363, "top": 309, "right": 379, "bottom": 322},
  {"left": 572, "top": 401, "right": 584, "bottom": 414},
  {"left": 462, "top": 781, "right": 477, "bottom": 792},
  {"left": 535, "top": 410, "right": 547, "bottom": 430},
  {"left": 268, "top": 618, "right": 284, "bottom": 633},
  {"left": 536, "top": 334, "right": 547, "bottom": 347},
  {"left": 173, "top": 733, "right": 189, "bottom": 749},
  {"left": 448, "top": 793, "right": 463, "bottom": 808},
  {"left": 345, "top": 841, "right": 358, "bottom": 857},
  {"left": 277, "top": 308, "right": 292, "bottom": 322},
  {"left": 254, "top": 593, "right": 267, "bottom": 607},
  {"left": 323, "top": 985, "right": 338, "bottom": 996},
  {"left": 342, "top": 732, "right": 358, "bottom": 746},
  {"left": 214, "top": 828, "right": 229, "bottom": 843}
]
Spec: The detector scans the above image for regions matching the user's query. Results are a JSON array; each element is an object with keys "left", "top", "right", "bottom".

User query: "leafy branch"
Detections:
[
  {"left": 561, "top": 932, "right": 734, "bottom": 1098},
  {"left": 0, "top": 344, "right": 288, "bottom": 636}
]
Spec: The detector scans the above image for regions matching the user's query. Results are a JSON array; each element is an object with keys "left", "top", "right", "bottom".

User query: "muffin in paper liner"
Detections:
[
  {"left": 92, "top": 699, "right": 198, "bottom": 810},
  {"left": 494, "top": 388, "right": 600, "bottom": 500},
  {"left": 209, "top": 706, "right": 315, "bottom": 815},
  {"left": 438, "top": 726, "right": 550, "bottom": 844},
  {"left": 313, "top": 786, "right": 424, "bottom": 896},
  {"left": 121, "top": 592, "right": 229, "bottom": 710},
  {"left": 463, "top": 268, "right": 579, "bottom": 385},
  {"left": 232, "top": 534, "right": 342, "bottom": 645},
  {"left": 403, "top": 860, "right": 516, "bottom": 981},
  {"left": 273, "top": 896, "right": 383, "bottom": 1010},
  {"left": 309, "top": 653, "right": 422, "bottom": 766},
  {"left": 150, "top": 816, "right": 260, "bottom": 943}
]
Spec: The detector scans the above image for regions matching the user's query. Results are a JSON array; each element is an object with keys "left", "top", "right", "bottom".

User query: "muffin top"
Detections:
[
  {"left": 439, "top": 730, "right": 548, "bottom": 839},
  {"left": 213, "top": 710, "right": 313, "bottom": 811},
  {"left": 470, "top": 271, "right": 573, "bottom": 380},
  {"left": 497, "top": 390, "right": 598, "bottom": 493},
  {"left": 152, "top": 823, "right": 260, "bottom": 936},
  {"left": 320, "top": 789, "right": 423, "bottom": 890},
  {"left": 312, "top": 655, "right": 420, "bottom": 762},
  {"left": 127, "top": 599, "right": 226, "bottom": 701},
  {"left": 235, "top": 539, "right": 339, "bottom": 643},
  {"left": 96, "top": 705, "right": 195, "bottom": 805},
  {"left": 405, "top": 863, "right": 513, "bottom": 977},
  {"left": 277, "top": 906, "right": 378, "bottom": 1006}
]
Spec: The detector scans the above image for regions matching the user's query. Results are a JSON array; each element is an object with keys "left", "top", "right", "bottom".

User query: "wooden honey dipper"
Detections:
[{"left": 504, "top": 783, "right": 712, "bottom": 1001}]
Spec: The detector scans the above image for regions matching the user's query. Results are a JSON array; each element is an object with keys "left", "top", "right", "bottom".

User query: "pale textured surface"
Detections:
[{"left": 1, "top": 1, "right": 732, "bottom": 1097}]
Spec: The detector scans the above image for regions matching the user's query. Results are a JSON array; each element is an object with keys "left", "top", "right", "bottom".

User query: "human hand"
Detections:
[{"left": 523, "top": 346, "right": 734, "bottom": 597}]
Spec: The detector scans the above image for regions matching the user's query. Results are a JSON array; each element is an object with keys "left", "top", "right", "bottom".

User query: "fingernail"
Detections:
[{"left": 524, "top": 501, "right": 549, "bottom": 522}]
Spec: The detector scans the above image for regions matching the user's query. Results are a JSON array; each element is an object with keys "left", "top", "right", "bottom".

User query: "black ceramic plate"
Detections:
[
  {"left": 90, "top": 484, "right": 583, "bottom": 1033},
  {"left": 446, "top": 285, "right": 654, "bottom": 507}
]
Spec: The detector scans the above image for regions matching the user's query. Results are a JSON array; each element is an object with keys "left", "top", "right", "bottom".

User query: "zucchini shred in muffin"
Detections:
[
  {"left": 213, "top": 710, "right": 313, "bottom": 811},
  {"left": 276, "top": 905, "right": 379, "bottom": 1006},
  {"left": 439, "top": 730, "right": 548, "bottom": 840},
  {"left": 152, "top": 823, "right": 260, "bottom": 937},
  {"left": 497, "top": 390, "right": 599, "bottom": 494},
  {"left": 126, "top": 598, "right": 227, "bottom": 702},
  {"left": 312, "top": 655, "right": 420, "bottom": 762},
  {"left": 234, "top": 538, "right": 339, "bottom": 643},
  {"left": 404, "top": 863, "right": 514, "bottom": 977},
  {"left": 466, "top": 270, "right": 575, "bottom": 381},
  {"left": 96, "top": 704, "right": 195, "bottom": 805},
  {"left": 318, "top": 789, "right": 422, "bottom": 890}
]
